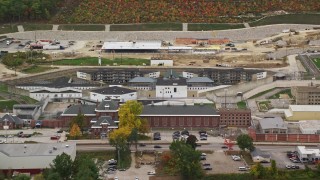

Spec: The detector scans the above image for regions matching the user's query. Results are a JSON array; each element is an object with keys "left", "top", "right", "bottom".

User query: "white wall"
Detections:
[
  {"left": 150, "top": 60, "right": 173, "bottom": 67},
  {"left": 156, "top": 85, "right": 187, "bottom": 98},
  {"left": 30, "top": 92, "right": 82, "bottom": 101},
  {"left": 182, "top": 72, "right": 195, "bottom": 79},
  {"left": 77, "top": 71, "right": 89, "bottom": 80},
  {"left": 90, "top": 92, "right": 137, "bottom": 102},
  {"left": 147, "top": 71, "right": 160, "bottom": 78},
  {"left": 188, "top": 87, "right": 210, "bottom": 91},
  {"left": 256, "top": 72, "right": 267, "bottom": 80}
]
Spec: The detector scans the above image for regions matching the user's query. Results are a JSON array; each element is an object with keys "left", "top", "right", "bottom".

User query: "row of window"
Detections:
[{"left": 153, "top": 117, "right": 211, "bottom": 127}]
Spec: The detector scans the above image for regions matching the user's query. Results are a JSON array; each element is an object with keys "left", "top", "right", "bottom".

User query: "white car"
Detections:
[
  {"left": 201, "top": 153, "right": 207, "bottom": 156},
  {"left": 147, "top": 171, "right": 156, "bottom": 175},
  {"left": 232, "top": 155, "right": 241, "bottom": 161},
  {"left": 114, "top": 177, "right": 119, "bottom": 180},
  {"left": 108, "top": 159, "right": 117, "bottom": 164}
]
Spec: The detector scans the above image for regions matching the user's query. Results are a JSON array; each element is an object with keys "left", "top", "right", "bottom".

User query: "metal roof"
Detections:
[
  {"left": 129, "top": 77, "right": 156, "bottom": 83},
  {"left": 0, "top": 142, "right": 76, "bottom": 157},
  {"left": 259, "top": 117, "right": 287, "bottom": 130},
  {"left": 0, "top": 114, "right": 24, "bottom": 125},
  {"left": 102, "top": 41, "right": 162, "bottom": 50},
  {"left": 156, "top": 78, "right": 187, "bottom": 86},
  {"left": 140, "top": 105, "right": 219, "bottom": 116},
  {"left": 91, "top": 116, "right": 117, "bottom": 128},
  {"left": 62, "top": 104, "right": 96, "bottom": 115},
  {"left": 17, "top": 77, "right": 98, "bottom": 88},
  {"left": 290, "top": 105, "right": 320, "bottom": 112},
  {"left": 91, "top": 86, "right": 136, "bottom": 95},
  {"left": 187, "top": 77, "right": 214, "bottom": 83}
]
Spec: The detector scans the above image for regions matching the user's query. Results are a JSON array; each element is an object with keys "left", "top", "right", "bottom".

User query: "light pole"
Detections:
[
  {"left": 224, "top": 89, "right": 228, "bottom": 108},
  {"left": 3, "top": 119, "right": 9, "bottom": 143}
]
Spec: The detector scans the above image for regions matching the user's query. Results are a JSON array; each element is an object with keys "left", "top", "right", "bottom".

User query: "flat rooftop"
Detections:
[
  {"left": 290, "top": 105, "right": 320, "bottom": 112},
  {"left": 0, "top": 143, "right": 76, "bottom": 157}
]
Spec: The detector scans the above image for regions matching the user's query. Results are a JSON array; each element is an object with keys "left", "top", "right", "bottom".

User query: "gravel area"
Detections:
[{"left": 5, "top": 24, "right": 320, "bottom": 42}]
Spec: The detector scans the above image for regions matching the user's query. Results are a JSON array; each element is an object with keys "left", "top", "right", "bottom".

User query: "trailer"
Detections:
[{"left": 43, "top": 45, "right": 62, "bottom": 50}]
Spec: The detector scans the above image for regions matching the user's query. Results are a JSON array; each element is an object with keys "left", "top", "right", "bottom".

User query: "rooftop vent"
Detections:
[
  {"left": 66, "top": 145, "right": 69, "bottom": 148},
  {"left": 53, "top": 146, "right": 57, "bottom": 150},
  {"left": 49, "top": 150, "right": 52, "bottom": 153},
  {"left": 24, "top": 145, "right": 27, "bottom": 148}
]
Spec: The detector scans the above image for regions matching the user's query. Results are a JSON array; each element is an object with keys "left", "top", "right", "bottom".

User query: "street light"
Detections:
[
  {"left": 224, "top": 89, "right": 228, "bottom": 108},
  {"left": 3, "top": 119, "right": 9, "bottom": 143}
]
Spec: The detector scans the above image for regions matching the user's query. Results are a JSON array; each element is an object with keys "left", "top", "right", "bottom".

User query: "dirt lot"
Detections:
[{"left": 203, "top": 150, "right": 248, "bottom": 174}]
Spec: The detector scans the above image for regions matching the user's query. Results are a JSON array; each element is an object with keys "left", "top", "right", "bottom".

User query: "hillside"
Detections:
[{"left": 53, "top": 0, "right": 320, "bottom": 24}]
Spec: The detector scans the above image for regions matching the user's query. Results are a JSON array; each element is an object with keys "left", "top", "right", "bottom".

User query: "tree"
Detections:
[
  {"left": 250, "top": 162, "right": 266, "bottom": 179},
  {"left": 128, "top": 128, "right": 139, "bottom": 151},
  {"left": 168, "top": 140, "right": 204, "bottom": 180},
  {"left": 270, "top": 160, "right": 278, "bottom": 178},
  {"left": 13, "top": 174, "right": 31, "bottom": 180},
  {"left": 186, "top": 135, "right": 198, "bottom": 150},
  {"left": 139, "top": 119, "right": 150, "bottom": 134},
  {"left": 50, "top": 153, "right": 73, "bottom": 180},
  {"left": 109, "top": 127, "right": 132, "bottom": 168},
  {"left": 47, "top": 172, "right": 61, "bottom": 180},
  {"left": 236, "top": 134, "right": 254, "bottom": 151},
  {"left": 69, "top": 124, "right": 81, "bottom": 139},
  {"left": 73, "top": 155, "right": 99, "bottom": 180},
  {"left": 70, "top": 112, "right": 86, "bottom": 134},
  {"left": 33, "top": 174, "right": 45, "bottom": 180},
  {"left": 118, "top": 100, "right": 143, "bottom": 129}
]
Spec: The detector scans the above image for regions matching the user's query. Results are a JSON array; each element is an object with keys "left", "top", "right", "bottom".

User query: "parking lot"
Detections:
[
  {"left": 270, "top": 151, "right": 305, "bottom": 170},
  {"left": 202, "top": 150, "right": 248, "bottom": 174},
  {"left": 0, "top": 128, "right": 66, "bottom": 143}
]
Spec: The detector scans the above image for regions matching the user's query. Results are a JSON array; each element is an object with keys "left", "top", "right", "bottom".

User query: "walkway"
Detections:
[
  {"left": 182, "top": 23, "right": 188, "bottom": 31},
  {"left": 105, "top": 24, "right": 110, "bottom": 32},
  {"left": 52, "top": 25, "right": 59, "bottom": 31},
  {"left": 17, "top": 25, "right": 24, "bottom": 32},
  {"left": 244, "top": 23, "right": 250, "bottom": 28}
]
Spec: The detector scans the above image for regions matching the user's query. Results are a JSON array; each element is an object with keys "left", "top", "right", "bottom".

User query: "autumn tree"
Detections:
[
  {"left": 109, "top": 126, "right": 131, "bottom": 168},
  {"left": 118, "top": 100, "right": 143, "bottom": 129},
  {"left": 49, "top": 153, "right": 73, "bottom": 180},
  {"left": 139, "top": 119, "right": 150, "bottom": 134},
  {"left": 69, "top": 124, "right": 81, "bottom": 139},
  {"left": 70, "top": 112, "right": 86, "bottom": 134}
]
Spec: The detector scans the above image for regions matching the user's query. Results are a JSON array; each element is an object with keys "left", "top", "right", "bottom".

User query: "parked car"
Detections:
[
  {"left": 154, "top": 145, "right": 162, "bottom": 148},
  {"left": 203, "top": 166, "right": 213, "bottom": 170},
  {"left": 181, "top": 130, "right": 189, "bottom": 136},
  {"left": 139, "top": 143, "right": 146, "bottom": 147},
  {"left": 203, "top": 163, "right": 211, "bottom": 167},
  {"left": 108, "top": 159, "right": 117, "bottom": 164},
  {"left": 147, "top": 171, "right": 156, "bottom": 175},
  {"left": 285, "top": 164, "right": 292, "bottom": 169},
  {"left": 221, "top": 145, "right": 228, "bottom": 149},
  {"left": 200, "top": 136, "right": 207, "bottom": 140},
  {"left": 200, "top": 156, "right": 206, "bottom": 160},
  {"left": 50, "top": 136, "right": 60, "bottom": 140}
]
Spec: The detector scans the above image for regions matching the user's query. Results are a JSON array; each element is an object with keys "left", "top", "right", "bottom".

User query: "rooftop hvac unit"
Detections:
[
  {"left": 53, "top": 146, "right": 57, "bottom": 150},
  {"left": 49, "top": 150, "right": 52, "bottom": 154},
  {"left": 66, "top": 145, "right": 69, "bottom": 148}
]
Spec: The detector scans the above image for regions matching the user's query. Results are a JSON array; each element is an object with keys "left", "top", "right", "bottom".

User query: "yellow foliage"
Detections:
[
  {"left": 70, "top": 123, "right": 81, "bottom": 137},
  {"left": 109, "top": 126, "right": 131, "bottom": 142},
  {"left": 118, "top": 100, "right": 143, "bottom": 129}
]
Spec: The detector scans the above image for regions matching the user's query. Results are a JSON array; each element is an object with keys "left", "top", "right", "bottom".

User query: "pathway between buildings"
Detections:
[
  {"left": 105, "top": 24, "right": 110, "bottom": 32},
  {"left": 182, "top": 23, "right": 188, "bottom": 31},
  {"left": 52, "top": 25, "right": 59, "bottom": 31},
  {"left": 17, "top": 25, "right": 24, "bottom": 32},
  {"left": 244, "top": 23, "right": 250, "bottom": 28}
]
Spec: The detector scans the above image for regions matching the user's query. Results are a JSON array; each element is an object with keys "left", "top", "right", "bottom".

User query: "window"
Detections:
[
  {"left": 179, "top": 117, "right": 184, "bottom": 126},
  {"left": 162, "top": 118, "right": 168, "bottom": 126},
  {"left": 204, "top": 117, "right": 209, "bottom": 126},
  {"left": 154, "top": 117, "right": 159, "bottom": 127},
  {"left": 174, "top": 88, "right": 177, "bottom": 92},
  {"left": 187, "top": 117, "right": 192, "bottom": 126}
]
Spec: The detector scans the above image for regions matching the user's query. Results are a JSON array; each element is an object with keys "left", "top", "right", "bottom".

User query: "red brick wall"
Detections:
[
  {"left": 143, "top": 116, "right": 220, "bottom": 128},
  {"left": 219, "top": 109, "right": 251, "bottom": 127},
  {"left": 251, "top": 133, "right": 320, "bottom": 143}
]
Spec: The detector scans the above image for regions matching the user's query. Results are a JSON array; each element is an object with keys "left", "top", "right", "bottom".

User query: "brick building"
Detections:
[
  {"left": 140, "top": 104, "right": 220, "bottom": 128},
  {"left": 175, "top": 38, "right": 230, "bottom": 45},
  {"left": 219, "top": 108, "right": 252, "bottom": 127},
  {"left": 291, "top": 85, "right": 320, "bottom": 105}
]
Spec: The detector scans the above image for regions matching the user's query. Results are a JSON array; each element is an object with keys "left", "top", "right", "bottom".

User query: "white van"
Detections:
[{"left": 238, "top": 167, "right": 248, "bottom": 171}]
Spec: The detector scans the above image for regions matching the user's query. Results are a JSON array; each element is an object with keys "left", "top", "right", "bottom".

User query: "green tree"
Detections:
[
  {"left": 128, "top": 127, "right": 139, "bottom": 151},
  {"left": 47, "top": 172, "right": 61, "bottom": 180},
  {"left": 13, "top": 174, "right": 31, "bottom": 180},
  {"left": 236, "top": 134, "right": 254, "bottom": 151},
  {"left": 70, "top": 112, "right": 86, "bottom": 134},
  {"left": 186, "top": 135, "right": 198, "bottom": 150},
  {"left": 168, "top": 140, "right": 204, "bottom": 180},
  {"left": 109, "top": 127, "right": 131, "bottom": 168},
  {"left": 50, "top": 153, "right": 73, "bottom": 180},
  {"left": 118, "top": 100, "right": 143, "bottom": 129},
  {"left": 251, "top": 162, "right": 266, "bottom": 179},
  {"left": 73, "top": 155, "right": 99, "bottom": 180},
  {"left": 33, "top": 174, "right": 44, "bottom": 180},
  {"left": 270, "top": 160, "right": 278, "bottom": 178}
]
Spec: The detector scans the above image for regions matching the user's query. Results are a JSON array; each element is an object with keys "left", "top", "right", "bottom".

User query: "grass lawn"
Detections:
[
  {"left": 21, "top": 96, "right": 38, "bottom": 104},
  {"left": 248, "top": 88, "right": 276, "bottom": 99},
  {"left": 250, "top": 14, "right": 320, "bottom": 27},
  {"left": 236, "top": 101, "right": 247, "bottom": 109},
  {"left": 50, "top": 57, "right": 150, "bottom": 66},
  {"left": 21, "top": 65, "right": 58, "bottom": 74},
  {"left": 312, "top": 58, "right": 320, "bottom": 68},
  {"left": 188, "top": 23, "right": 245, "bottom": 31},
  {"left": 58, "top": 24, "right": 105, "bottom": 31},
  {"left": 23, "top": 24, "right": 53, "bottom": 31},
  {"left": 76, "top": 151, "right": 115, "bottom": 161},
  {"left": 0, "top": 96, "right": 4, "bottom": 100},
  {"left": 138, "top": 134, "right": 151, "bottom": 140},
  {"left": 0, "top": 24, "right": 18, "bottom": 34},
  {"left": 0, "top": 100, "right": 19, "bottom": 112},
  {"left": 110, "top": 23, "right": 182, "bottom": 31},
  {"left": 0, "top": 83, "right": 8, "bottom": 93},
  {"left": 268, "top": 89, "right": 293, "bottom": 99}
]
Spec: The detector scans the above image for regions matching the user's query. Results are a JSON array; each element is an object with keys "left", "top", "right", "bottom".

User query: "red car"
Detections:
[{"left": 50, "top": 136, "right": 60, "bottom": 140}]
